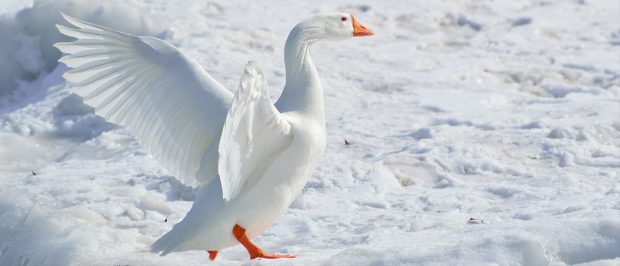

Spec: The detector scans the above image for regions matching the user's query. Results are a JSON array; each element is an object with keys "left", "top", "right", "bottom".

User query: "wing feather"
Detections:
[
  {"left": 218, "top": 61, "right": 292, "bottom": 201},
  {"left": 55, "top": 14, "right": 232, "bottom": 186}
]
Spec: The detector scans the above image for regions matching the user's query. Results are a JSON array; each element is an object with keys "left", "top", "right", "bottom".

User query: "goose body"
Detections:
[
  {"left": 55, "top": 13, "right": 373, "bottom": 260},
  {"left": 154, "top": 111, "right": 326, "bottom": 253}
]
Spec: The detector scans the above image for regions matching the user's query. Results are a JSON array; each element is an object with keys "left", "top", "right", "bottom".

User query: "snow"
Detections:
[
  {"left": 0, "top": 0, "right": 619, "bottom": 265},
  {"left": 0, "top": 0, "right": 165, "bottom": 96}
]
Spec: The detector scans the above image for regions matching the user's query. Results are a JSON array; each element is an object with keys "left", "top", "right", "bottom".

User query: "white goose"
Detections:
[{"left": 54, "top": 13, "right": 373, "bottom": 260}]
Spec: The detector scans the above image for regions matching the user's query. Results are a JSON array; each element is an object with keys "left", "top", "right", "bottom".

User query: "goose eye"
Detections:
[{"left": 340, "top": 16, "right": 347, "bottom": 22}]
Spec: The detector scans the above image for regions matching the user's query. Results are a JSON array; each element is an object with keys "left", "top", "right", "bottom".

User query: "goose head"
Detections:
[
  {"left": 294, "top": 13, "right": 374, "bottom": 42},
  {"left": 280, "top": 13, "right": 373, "bottom": 117},
  {"left": 282, "top": 13, "right": 373, "bottom": 88}
]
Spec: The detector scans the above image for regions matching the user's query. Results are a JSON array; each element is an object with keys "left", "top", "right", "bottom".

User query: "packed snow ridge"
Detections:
[{"left": 0, "top": 0, "right": 619, "bottom": 265}]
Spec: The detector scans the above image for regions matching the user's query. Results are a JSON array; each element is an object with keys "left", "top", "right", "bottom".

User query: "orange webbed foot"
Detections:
[
  {"left": 254, "top": 253, "right": 296, "bottom": 259},
  {"left": 233, "top": 224, "right": 295, "bottom": 260},
  {"left": 208, "top": 250, "right": 218, "bottom": 261}
]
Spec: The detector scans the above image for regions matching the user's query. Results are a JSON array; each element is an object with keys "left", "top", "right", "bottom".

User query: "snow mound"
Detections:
[{"left": 0, "top": 0, "right": 166, "bottom": 96}]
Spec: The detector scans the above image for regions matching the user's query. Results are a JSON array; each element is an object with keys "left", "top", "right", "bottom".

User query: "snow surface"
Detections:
[{"left": 1, "top": 0, "right": 619, "bottom": 265}]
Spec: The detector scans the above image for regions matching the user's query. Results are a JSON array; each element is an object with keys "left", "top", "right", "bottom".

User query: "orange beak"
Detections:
[{"left": 352, "top": 15, "right": 374, "bottom": 37}]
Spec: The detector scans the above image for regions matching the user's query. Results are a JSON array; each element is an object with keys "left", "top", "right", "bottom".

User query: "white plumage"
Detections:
[
  {"left": 218, "top": 61, "right": 292, "bottom": 202},
  {"left": 55, "top": 12, "right": 373, "bottom": 260},
  {"left": 55, "top": 13, "right": 231, "bottom": 187}
]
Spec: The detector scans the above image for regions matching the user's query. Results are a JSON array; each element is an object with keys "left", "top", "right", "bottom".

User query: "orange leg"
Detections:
[
  {"left": 232, "top": 224, "right": 295, "bottom": 259},
  {"left": 207, "top": 250, "right": 218, "bottom": 261}
]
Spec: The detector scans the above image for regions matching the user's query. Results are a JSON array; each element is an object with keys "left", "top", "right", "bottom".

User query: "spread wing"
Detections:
[
  {"left": 54, "top": 13, "right": 233, "bottom": 187},
  {"left": 218, "top": 61, "right": 292, "bottom": 201}
]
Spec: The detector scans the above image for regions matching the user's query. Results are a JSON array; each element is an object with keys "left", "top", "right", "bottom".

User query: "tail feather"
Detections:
[
  {"left": 150, "top": 224, "right": 190, "bottom": 256},
  {"left": 151, "top": 181, "right": 224, "bottom": 255}
]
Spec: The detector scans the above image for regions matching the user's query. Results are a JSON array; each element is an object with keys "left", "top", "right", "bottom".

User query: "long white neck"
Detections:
[{"left": 275, "top": 22, "right": 324, "bottom": 125}]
